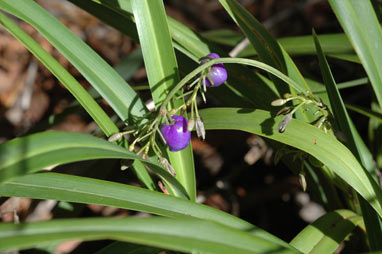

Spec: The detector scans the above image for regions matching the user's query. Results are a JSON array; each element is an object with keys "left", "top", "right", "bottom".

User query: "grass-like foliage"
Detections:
[{"left": 0, "top": 0, "right": 381, "bottom": 253}]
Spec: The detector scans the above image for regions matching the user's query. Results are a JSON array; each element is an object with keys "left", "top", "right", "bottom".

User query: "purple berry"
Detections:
[
  {"left": 160, "top": 115, "right": 191, "bottom": 152},
  {"left": 201, "top": 53, "right": 227, "bottom": 87}
]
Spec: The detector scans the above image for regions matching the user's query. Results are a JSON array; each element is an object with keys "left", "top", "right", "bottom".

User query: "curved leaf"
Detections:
[
  {"left": 329, "top": 0, "right": 382, "bottom": 110},
  {"left": 0, "top": 172, "right": 294, "bottom": 250},
  {"left": 314, "top": 31, "right": 382, "bottom": 250},
  {"left": 0, "top": 1, "right": 157, "bottom": 192},
  {"left": 0, "top": 0, "right": 148, "bottom": 122},
  {"left": 218, "top": 0, "right": 310, "bottom": 95},
  {"left": 0, "top": 13, "right": 118, "bottom": 137},
  {"left": 200, "top": 108, "right": 382, "bottom": 217},
  {"left": 96, "top": 242, "right": 162, "bottom": 254},
  {"left": 202, "top": 30, "right": 357, "bottom": 61},
  {"left": 69, "top": 0, "right": 279, "bottom": 110},
  {"left": 290, "top": 209, "right": 363, "bottom": 254},
  {"left": 0, "top": 217, "right": 299, "bottom": 254},
  {"left": 346, "top": 104, "right": 382, "bottom": 122},
  {"left": 131, "top": 0, "right": 196, "bottom": 201},
  {"left": 0, "top": 131, "right": 186, "bottom": 197}
]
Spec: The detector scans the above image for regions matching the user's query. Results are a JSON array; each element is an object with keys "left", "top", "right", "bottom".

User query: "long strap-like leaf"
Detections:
[
  {"left": 0, "top": 216, "right": 299, "bottom": 254},
  {"left": 131, "top": 0, "right": 196, "bottom": 200},
  {"left": 313, "top": 31, "right": 382, "bottom": 250},
  {"left": 329, "top": 0, "right": 382, "bottom": 110},
  {"left": 0, "top": 172, "right": 297, "bottom": 252},
  {"left": 290, "top": 210, "right": 363, "bottom": 253},
  {"left": 200, "top": 108, "right": 382, "bottom": 217},
  {"left": 0, "top": 131, "right": 186, "bottom": 198},
  {"left": 0, "top": 0, "right": 147, "bottom": 122}
]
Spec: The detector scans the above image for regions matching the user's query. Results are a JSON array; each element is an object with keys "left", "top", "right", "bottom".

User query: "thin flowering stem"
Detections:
[
  {"left": 188, "top": 77, "right": 202, "bottom": 89},
  {"left": 194, "top": 100, "right": 200, "bottom": 118},
  {"left": 173, "top": 90, "right": 194, "bottom": 101},
  {"left": 137, "top": 142, "right": 150, "bottom": 156},
  {"left": 131, "top": 57, "right": 308, "bottom": 158},
  {"left": 158, "top": 57, "right": 306, "bottom": 120},
  {"left": 157, "top": 128, "right": 167, "bottom": 145}
]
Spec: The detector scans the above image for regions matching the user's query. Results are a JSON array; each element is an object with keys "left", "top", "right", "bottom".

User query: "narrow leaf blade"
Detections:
[
  {"left": 0, "top": 172, "right": 294, "bottom": 250},
  {"left": 0, "top": 131, "right": 186, "bottom": 197},
  {"left": 130, "top": 0, "right": 196, "bottom": 200},
  {"left": 200, "top": 108, "right": 382, "bottom": 217},
  {"left": 0, "top": 217, "right": 298, "bottom": 254},
  {"left": 0, "top": 12, "right": 118, "bottom": 137},
  {"left": 290, "top": 210, "right": 363, "bottom": 253},
  {"left": 0, "top": 0, "right": 148, "bottom": 122},
  {"left": 329, "top": 0, "right": 382, "bottom": 110},
  {"left": 313, "top": 30, "right": 382, "bottom": 250}
]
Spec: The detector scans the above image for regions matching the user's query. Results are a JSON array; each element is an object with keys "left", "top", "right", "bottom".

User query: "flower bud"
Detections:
[
  {"left": 159, "top": 157, "right": 176, "bottom": 176},
  {"left": 108, "top": 132, "right": 123, "bottom": 142},
  {"left": 271, "top": 99, "right": 287, "bottom": 106},
  {"left": 188, "top": 118, "right": 195, "bottom": 131},
  {"left": 120, "top": 159, "right": 133, "bottom": 171},
  {"left": 278, "top": 114, "right": 292, "bottom": 133},
  {"left": 195, "top": 116, "right": 206, "bottom": 140},
  {"left": 299, "top": 173, "right": 307, "bottom": 192}
]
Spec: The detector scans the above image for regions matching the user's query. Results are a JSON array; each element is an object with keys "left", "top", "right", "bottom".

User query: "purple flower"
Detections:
[
  {"left": 160, "top": 115, "right": 191, "bottom": 152},
  {"left": 201, "top": 53, "right": 227, "bottom": 87}
]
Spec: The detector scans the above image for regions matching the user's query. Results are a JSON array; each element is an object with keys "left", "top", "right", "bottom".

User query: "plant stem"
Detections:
[{"left": 159, "top": 57, "right": 306, "bottom": 117}]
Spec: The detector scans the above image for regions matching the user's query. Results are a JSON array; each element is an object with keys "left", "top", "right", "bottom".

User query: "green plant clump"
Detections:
[{"left": 0, "top": 0, "right": 381, "bottom": 253}]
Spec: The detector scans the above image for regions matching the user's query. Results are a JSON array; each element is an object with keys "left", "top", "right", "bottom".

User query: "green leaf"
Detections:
[
  {"left": 0, "top": 12, "right": 118, "bottom": 137},
  {"left": 313, "top": 30, "right": 382, "bottom": 250},
  {"left": 218, "top": 0, "right": 310, "bottom": 94},
  {"left": 312, "top": 77, "right": 369, "bottom": 94},
  {"left": 346, "top": 104, "right": 382, "bottom": 123},
  {"left": 290, "top": 209, "right": 363, "bottom": 254},
  {"left": 0, "top": 0, "right": 148, "bottom": 123},
  {"left": 199, "top": 108, "right": 382, "bottom": 217},
  {"left": 329, "top": 0, "right": 382, "bottom": 110},
  {"left": 0, "top": 0, "right": 184, "bottom": 194},
  {"left": 168, "top": 17, "right": 279, "bottom": 108},
  {"left": 131, "top": 0, "right": 180, "bottom": 108},
  {"left": 131, "top": 0, "right": 195, "bottom": 200},
  {"left": 0, "top": 217, "right": 299, "bottom": 254},
  {"left": 369, "top": 103, "right": 382, "bottom": 171},
  {"left": 313, "top": 31, "right": 375, "bottom": 176},
  {"left": 201, "top": 29, "right": 353, "bottom": 55},
  {"left": 202, "top": 29, "right": 360, "bottom": 63},
  {"left": 327, "top": 53, "right": 360, "bottom": 64},
  {"left": 70, "top": 0, "right": 279, "bottom": 111},
  {"left": 0, "top": 131, "right": 186, "bottom": 197},
  {"left": 0, "top": 172, "right": 297, "bottom": 253},
  {"left": 266, "top": 34, "right": 355, "bottom": 57}
]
